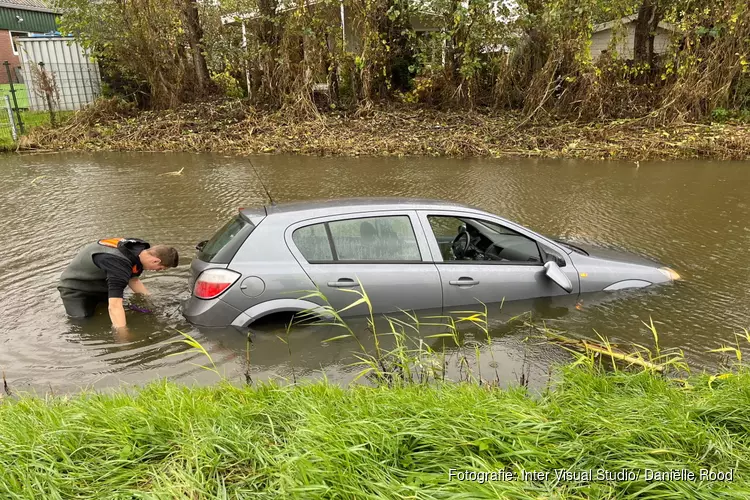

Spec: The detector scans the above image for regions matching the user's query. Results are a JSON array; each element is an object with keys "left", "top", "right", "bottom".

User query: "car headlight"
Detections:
[{"left": 658, "top": 267, "right": 681, "bottom": 281}]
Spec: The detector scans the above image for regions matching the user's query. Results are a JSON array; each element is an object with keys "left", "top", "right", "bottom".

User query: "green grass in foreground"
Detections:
[{"left": 1, "top": 365, "right": 749, "bottom": 499}]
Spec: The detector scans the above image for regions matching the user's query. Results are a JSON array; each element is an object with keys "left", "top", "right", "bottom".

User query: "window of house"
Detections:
[{"left": 10, "top": 32, "right": 29, "bottom": 56}]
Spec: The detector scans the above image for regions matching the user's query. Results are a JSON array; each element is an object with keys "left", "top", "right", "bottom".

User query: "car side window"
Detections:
[
  {"left": 426, "top": 216, "right": 464, "bottom": 260},
  {"left": 328, "top": 216, "right": 421, "bottom": 261},
  {"left": 292, "top": 215, "right": 422, "bottom": 263},
  {"left": 427, "top": 215, "right": 541, "bottom": 264},
  {"left": 293, "top": 223, "right": 334, "bottom": 262}
]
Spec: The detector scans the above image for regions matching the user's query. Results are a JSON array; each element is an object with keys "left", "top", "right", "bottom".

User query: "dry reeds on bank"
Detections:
[{"left": 20, "top": 98, "right": 750, "bottom": 161}]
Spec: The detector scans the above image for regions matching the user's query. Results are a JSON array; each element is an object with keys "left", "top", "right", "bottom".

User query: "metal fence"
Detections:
[
  {"left": 0, "top": 62, "right": 29, "bottom": 147},
  {"left": 0, "top": 92, "right": 20, "bottom": 145},
  {"left": 0, "top": 37, "right": 102, "bottom": 147},
  {"left": 0, "top": 59, "right": 102, "bottom": 147},
  {"left": 17, "top": 37, "right": 102, "bottom": 112},
  {"left": 18, "top": 61, "right": 102, "bottom": 112}
]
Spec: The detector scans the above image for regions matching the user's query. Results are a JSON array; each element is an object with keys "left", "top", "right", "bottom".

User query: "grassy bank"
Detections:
[
  {"left": 0, "top": 84, "right": 29, "bottom": 109},
  {"left": 18, "top": 99, "right": 750, "bottom": 161},
  {"left": 1, "top": 365, "right": 749, "bottom": 498},
  {"left": 0, "top": 110, "right": 75, "bottom": 151}
]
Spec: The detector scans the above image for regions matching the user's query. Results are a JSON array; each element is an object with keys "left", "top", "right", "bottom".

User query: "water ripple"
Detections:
[{"left": 1, "top": 153, "right": 749, "bottom": 393}]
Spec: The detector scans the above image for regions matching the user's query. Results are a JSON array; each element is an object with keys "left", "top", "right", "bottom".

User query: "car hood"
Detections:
[{"left": 555, "top": 239, "right": 662, "bottom": 268}]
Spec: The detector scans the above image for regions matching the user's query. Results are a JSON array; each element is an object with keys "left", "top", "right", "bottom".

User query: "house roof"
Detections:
[
  {"left": 222, "top": 0, "right": 328, "bottom": 24},
  {"left": 592, "top": 14, "right": 675, "bottom": 34},
  {"left": 222, "top": 0, "right": 441, "bottom": 25},
  {"left": 0, "top": 0, "right": 59, "bottom": 14}
]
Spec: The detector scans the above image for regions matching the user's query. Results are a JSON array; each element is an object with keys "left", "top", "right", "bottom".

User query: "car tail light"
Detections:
[{"left": 194, "top": 269, "right": 241, "bottom": 299}]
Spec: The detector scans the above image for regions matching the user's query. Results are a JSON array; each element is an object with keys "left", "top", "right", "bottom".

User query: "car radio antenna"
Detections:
[{"left": 248, "top": 157, "right": 276, "bottom": 206}]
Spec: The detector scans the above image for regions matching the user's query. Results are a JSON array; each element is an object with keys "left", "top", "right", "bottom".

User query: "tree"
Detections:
[
  {"left": 58, "top": 0, "right": 214, "bottom": 108},
  {"left": 178, "top": 0, "right": 212, "bottom": 94},
  {"left": 633, "top": 0, "right": 665, "bottom": 70}
]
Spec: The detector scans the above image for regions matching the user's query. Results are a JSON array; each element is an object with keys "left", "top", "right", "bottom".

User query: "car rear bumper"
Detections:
[{"left": 182, "top": 295, "right": 243, "bottom": 327}]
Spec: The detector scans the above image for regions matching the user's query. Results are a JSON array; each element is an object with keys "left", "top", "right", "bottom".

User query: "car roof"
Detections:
[{"left": 263, "top": 197, "right": 484, "bottom": 217}]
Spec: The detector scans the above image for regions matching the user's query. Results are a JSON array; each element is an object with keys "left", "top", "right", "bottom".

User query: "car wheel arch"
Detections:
[{"left": 231, "top": 298, "right": 333, "bottom": 328}]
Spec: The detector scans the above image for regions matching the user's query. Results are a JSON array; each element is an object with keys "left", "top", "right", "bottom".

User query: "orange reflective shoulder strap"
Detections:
[
  {"left": 98, "top": 238, "right": 123, "bottom": 248},
  {"left": 98, "top": 238, "right": 139, "bottom": 274}
]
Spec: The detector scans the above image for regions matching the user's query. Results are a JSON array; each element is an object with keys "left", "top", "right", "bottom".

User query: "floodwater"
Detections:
[{"left": 1, "top": 152, "right": 749, "bottom": 394}]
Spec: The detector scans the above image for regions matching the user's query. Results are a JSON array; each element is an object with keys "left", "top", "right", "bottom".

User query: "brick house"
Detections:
[{"left": 0, "top": 0, "right": 59, "bottom": 84}]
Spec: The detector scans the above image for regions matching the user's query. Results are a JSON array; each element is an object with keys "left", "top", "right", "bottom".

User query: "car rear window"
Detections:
[{"left": 198, "top": 215, "right": 255, "bottom": 263}]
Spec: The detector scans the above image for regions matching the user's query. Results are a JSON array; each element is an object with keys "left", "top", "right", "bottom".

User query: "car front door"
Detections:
[
  {"left": 285, "top": 211, "right": 443, "bottom": 317},
  {"left": 417, "top": 211, "right": 580, "bottom": 313}
]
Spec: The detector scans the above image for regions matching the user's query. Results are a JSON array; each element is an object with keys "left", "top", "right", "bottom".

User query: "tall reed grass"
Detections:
[
  {"left": 2, "top": 287, "right": 750, "bottom": 497},
  {"left": 292, "top": 284, "right": 698, "bottom": 387},
  {"left": 2, "top": 362, "right": 749, "bottom": 497}
]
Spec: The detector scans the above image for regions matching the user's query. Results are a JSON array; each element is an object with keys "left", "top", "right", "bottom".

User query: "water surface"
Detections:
[{"left": 1, "top": 152, "right": 748, "bottom": 393}]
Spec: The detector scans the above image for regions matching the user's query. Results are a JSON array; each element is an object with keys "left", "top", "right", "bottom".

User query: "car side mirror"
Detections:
[
  {"left": 196, "top": 240, "right": 208, "bottom": 252},
  {"left": 544, "top": 261, "right": 573, "bottom": 293},
  {"left": 543, "top": 251, "right": 566, "bottom": 267}
]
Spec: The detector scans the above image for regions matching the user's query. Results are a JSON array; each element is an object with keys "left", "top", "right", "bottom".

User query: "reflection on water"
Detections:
[{"left": 0, "top": 152, "right": 749, "bottom": 394}]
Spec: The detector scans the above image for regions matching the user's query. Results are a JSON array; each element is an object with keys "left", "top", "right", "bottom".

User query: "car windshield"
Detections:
[
  {"left": 199, "top": 215, "right": 254, "bottom": 262},
  {"left": 466, "top": 218, "right": 518, "bottom": 236}
]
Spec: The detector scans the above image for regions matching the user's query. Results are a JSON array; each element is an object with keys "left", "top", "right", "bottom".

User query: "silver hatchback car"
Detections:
[{"left": 182, "top": 198, "right": 680, "bottom": 328}]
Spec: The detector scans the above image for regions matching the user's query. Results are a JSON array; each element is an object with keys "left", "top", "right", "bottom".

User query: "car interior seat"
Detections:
[{"left": 359, "top": 221, "right": 379, "bottom": 259}]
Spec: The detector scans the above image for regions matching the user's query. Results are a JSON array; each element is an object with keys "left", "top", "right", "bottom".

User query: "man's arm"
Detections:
[
  {"left": 128, "top": 278, "right": 150, "bottom": 295},
  {"left": 109, "top": 297, "right": 131, "bottom": 343},
  {"left": 108, "top": 297, "right": 127, "bottom": 328},
  {"left": 92, "top": 254, "right": 134, "bottom": 329}
]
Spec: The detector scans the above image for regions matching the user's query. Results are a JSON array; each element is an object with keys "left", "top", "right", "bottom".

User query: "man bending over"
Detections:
[{"left": 58, "top": 238, "right": 179, "bottom": 331}]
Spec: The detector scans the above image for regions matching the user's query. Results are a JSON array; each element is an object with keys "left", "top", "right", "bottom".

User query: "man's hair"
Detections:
[{"left": 148, "top": 245, "right": 179, "bottom": 268}]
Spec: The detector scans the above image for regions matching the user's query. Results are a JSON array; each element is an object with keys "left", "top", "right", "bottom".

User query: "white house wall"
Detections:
[{"left": 590, "top": 24, "right": 672, "bottom": 61}]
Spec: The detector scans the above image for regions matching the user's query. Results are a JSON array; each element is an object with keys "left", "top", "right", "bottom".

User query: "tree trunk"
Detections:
[
  {"left": 179, "top": 0, "right": 211, "bottom": 94},
  {"left": 324, "top": 29, "right": 340, "bottom": 104},
  {"left": 257, "top": 0, "right": 281, "bottom": 101},
  {"left": 633, "top": 0, "right": 662, "bottom": 67},
  {"left": 524, "top": 0, "right": 547, "bottom": 75},
  {"left": 381, "top": 0, "right": 413, "bottom": 92},
  {"left": 444, "top": 0, "right": 461, "bottom": 84}
]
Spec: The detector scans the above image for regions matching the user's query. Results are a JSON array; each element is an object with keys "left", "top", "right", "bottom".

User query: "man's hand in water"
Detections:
[
  {"left": 128, "top": 303, "right": 153, "bottom": 314},
  {"left": 128, "top": 278, "right": 150, "bottom": 296},
  {"left": 127, "top": 278, "right": 156, "bottom": 314},
  {"left": 113, "top": 325, "right": 133, "bottom": 343}
]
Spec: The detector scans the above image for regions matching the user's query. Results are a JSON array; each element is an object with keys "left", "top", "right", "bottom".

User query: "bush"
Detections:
[
  {"left": 211, "top": 71, "right": 244, "bottom": 99},
  {"left": 711, "top": 107, "right": 730, "bottom": 123}
]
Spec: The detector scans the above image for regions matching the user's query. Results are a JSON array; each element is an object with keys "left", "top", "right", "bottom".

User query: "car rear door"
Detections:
[
  {"left": 416, "top": 210, "right": 579, "bottom": 313},
  {"left": 285, "top": 210, "right": 442, "bottom": 317}
]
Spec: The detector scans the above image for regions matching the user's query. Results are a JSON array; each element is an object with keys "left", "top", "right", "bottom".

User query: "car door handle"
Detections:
[
  {"left": 327, "top": 279, "right": 360, "bottom": 288},
  {"left": 449, "top": 277, "right": 480, "bottom": 286}
]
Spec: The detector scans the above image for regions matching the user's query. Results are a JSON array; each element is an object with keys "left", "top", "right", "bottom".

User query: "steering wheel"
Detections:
[{"left": 451, "top": 231, "right": 471, "bottom": 259}]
